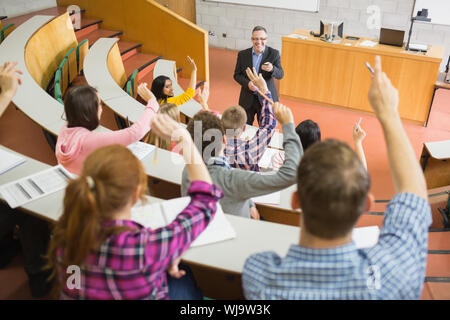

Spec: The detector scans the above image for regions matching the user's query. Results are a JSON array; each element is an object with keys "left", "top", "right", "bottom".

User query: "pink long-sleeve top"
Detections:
[{"left": 56, "top": 97, "right": 159, "bottom": 175}]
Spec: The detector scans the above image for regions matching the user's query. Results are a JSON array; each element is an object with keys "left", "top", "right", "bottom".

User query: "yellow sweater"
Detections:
[{"left": 158, "top": 87, "right": 195, "bottom": 106}]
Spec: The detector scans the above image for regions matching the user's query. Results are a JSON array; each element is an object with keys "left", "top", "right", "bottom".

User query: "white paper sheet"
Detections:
[
  {"left": 127, "top": 141, "right": 156, "bottom": 160},
  {"left": 0, "top": 149, "right": 26, "bottom": 175},
  {"left": 359, "top": 40, "right": 378, "bottom": 47},
  {"left": 131, "top": 197, "right": 236, "bottom": 247},
  {"left": 0, "top": 165, "right": 73, "bottom": 208},
  {"left": 258, "top": 148, "right": 284, "bottom": 169}
]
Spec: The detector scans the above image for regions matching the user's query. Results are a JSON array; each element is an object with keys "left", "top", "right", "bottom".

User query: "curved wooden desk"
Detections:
[
  {"left": 0, "top": 16, "right": 66, "bottom": 136},
  {"left": 84, "top": 37, "right": 185, "bottom": 186}
]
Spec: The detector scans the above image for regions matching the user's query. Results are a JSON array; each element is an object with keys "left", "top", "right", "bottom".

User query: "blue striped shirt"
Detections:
[
  {"left": 242, "top": 193, "right": 431, "bottom": 299},
  {"left": 252, "top": 48, "right": 264, "bottom": 74}
]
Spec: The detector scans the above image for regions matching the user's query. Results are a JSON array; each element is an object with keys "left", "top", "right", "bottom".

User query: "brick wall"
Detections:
[{"left": 197, "top": 0, "right": 450, "bottom": 70}]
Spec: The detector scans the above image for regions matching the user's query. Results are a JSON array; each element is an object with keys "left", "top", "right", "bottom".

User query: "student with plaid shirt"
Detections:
[
  {"left": 243, "top": 56, "right": 431, "bottom": 299},
  {"left": 222, "top": 80, "right": 277, "bottom": 172},
  {"left": 46, "top": 115, "right": 223, "bottom": 300}
]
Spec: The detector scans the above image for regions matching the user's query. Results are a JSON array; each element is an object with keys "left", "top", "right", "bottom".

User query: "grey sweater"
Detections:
[{"left": 181, "top": 123, "right": 302, "bottom": 218}]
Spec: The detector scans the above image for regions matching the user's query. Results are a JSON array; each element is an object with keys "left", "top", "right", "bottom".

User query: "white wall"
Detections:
[
  {"left": 0, "top": 0, "right": 57, "bottom": 18},
  {"left": 197, "top": 0, "right": 450, "bottom": 70}
]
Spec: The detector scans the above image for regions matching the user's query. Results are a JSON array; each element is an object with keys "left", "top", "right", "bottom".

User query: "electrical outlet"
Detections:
[{"left": 208, "top": 31, "right": 215, "bottom": 36}]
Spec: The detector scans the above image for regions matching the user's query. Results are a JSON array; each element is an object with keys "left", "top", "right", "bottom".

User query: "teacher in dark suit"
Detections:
[{"left": 233, "top": 26, "right": 284, "bottom": 126}]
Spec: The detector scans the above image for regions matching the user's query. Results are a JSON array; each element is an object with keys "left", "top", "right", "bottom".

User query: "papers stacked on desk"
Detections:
[
  {"left": 0, "top": 149, "right": 26, "bottom": 175},
  {"left": 127, "top": 141, "right": 156, "bottom": 160},
  {"left": 132, "top": 197, "right": 236, "bottom": 247},
  {"left": 0, "top": 165, "right": 74, "bottom": 208},
  {"left": 359, "top": 40, "right": 377, "bottom": 47},
  {"left": 287, "top": 34, "right": 308, "bottom": 40}
]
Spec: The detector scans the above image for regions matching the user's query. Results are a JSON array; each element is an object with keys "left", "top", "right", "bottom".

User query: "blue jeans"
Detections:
[{"left": 167, "top": 263, "right": 203, "bottom": 300}]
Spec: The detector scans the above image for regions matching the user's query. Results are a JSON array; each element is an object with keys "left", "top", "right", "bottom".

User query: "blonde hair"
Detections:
[
  {"left": 144, "top": 103, "right": 181, "bottom": 150},
  {"left": 45, "top": 145, "right": 147, "bottom": 296}
]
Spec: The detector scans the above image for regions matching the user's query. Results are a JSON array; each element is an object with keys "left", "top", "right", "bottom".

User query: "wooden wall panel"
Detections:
[
  {"left": 349, "top": 54, "right": 439, "bottom": 121},
  {"left": 107, "top": 43, "right": 127, "bottom": 87},
  {"left": 56, "top": 0, "right": 209, "bottom": 82},
  {"left": 25, "top": 13, "right": 78, "bottom": 89},
  {"left": 280, "top": 30, "right": 443, "bottom": 125}
]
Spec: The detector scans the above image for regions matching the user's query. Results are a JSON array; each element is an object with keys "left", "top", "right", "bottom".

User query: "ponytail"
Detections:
[{"left": 45, "top": 145, "right": 148, "bottom": 297}]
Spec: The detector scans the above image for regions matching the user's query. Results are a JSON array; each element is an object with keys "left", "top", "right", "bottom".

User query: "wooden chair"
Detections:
[
  {"left": 59, "top": 57, "right": 69, "bottom": 96},
  {"left": 0, "top": 23, "right": 14, "bottom": 43},
  {"left": 54, "top": 68, "right": 63, "bottom": 103},
  {"left": 76, "top": 39, "right": 89, "bottom": 73},
  {"left": 126, "top": 69, "right": 139, "bottom": 98}
]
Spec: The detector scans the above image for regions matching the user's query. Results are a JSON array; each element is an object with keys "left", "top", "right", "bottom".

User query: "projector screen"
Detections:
[
  {"left": 204, "top": 0, "right": 320, "bottom": 12},
  {"left": 413, "top": 0, "right": 450, "bottom": 26}
]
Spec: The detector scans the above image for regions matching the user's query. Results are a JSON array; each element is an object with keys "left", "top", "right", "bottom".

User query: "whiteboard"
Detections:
[
  {"left": 413, "top": 0, "right": 450, "bottom": 26},
  {"left": 205, "top": 0, "right": 320, "bottom": 12}
]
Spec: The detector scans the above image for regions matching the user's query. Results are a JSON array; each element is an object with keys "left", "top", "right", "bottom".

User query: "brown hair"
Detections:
[
  {"left": 144, "top": 103, "right": 181, "bottom": 150},
  {"left": 45, "top": 145, "right": 147, "bottom": 296},
  {"left": 187, "top": 111, "right": 225, "bottom": 161},
  {"left": 64, "top": 85, "right": 100, "bottom": 131},
  {"left": 297, "top": 139, "right": 371, "bottom": 239},
  {"left": 222, "top": 105, "right": 247, "bottom": 136}
]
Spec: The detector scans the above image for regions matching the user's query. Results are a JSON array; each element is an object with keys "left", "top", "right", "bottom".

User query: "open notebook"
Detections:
[
  {"left": 0, "top": 148, "right": 26, "bottom": 175},
  {"left": 131, "top": 197, "right": 236, "bottom": 247}
]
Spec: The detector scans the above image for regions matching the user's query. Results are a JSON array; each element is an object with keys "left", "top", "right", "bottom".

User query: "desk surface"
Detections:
[
  {"left": 183, "top": 214, "right": 299, "bottom": 274},
  {"left": 0, "top": 146, "right": 164, "bottom": 221},
  {"left": 0, "top": 146, "right": 300, "bottom": 276},
  {"left": 287, "top": 29, "right": 444, "bottom": 63},
  {"left": 0, "top": 15, "right": 65, "bottom": 136},
  {"left": 425, "top": 140, "right": 450, "bottom": 160}
]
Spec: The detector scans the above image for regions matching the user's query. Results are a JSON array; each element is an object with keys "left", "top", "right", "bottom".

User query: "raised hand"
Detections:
[
  {"left": 0, "top": 62, "right": 23, "bottom": 97},
  {"left": 187, "top": 56, "right": 197, "bottom": 72},
  {"left": 137, "top": 82, "right": 155, "bottom": 102},
  {"left": 245, "top": 67, "right": 268, "bottom": 93},
  {"left": 353, "top": 123, "right": 366, "bottom": 144},
  {"left": 197, "top": 82, "right": 210, "bottom": 110},
  {"left": 368, "top": 56, "right": 399, "bottom": 122},
  {"left": 273, "top": 102, "right": 294, "bottom": 125}
]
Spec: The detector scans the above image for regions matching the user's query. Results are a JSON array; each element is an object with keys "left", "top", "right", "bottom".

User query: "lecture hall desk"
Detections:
[{"left": 280, "top": 29, "right": 444, "bottom": 126}]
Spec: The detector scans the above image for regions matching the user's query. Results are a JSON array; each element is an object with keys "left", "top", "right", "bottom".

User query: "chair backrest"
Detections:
[
  {"left": 54, "top": 68, "right": 63, "bottom": 103},
  {"left": 76, "top": 39, "right": 89, "bottom": 73},
  {"left": 65, "top": 47, "right": 77, "bottom": 85},
  {"left": 0, "top": 23, "right": 14, "bottom": 42},
  {"left": 58, "top": 57, "right": 69, "bottom": 96},
  {"left": 128, "top": 69, "right": 139, "bottom": 98}
]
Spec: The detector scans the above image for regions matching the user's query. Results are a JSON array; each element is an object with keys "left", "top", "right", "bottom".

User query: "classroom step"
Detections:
[
  {"left": 123, "top": 52, "right": 161, "bottom": 80},
  {"left": 74, "top": 17, "right": 102, "bottom": 32},
  {"left": 76, "top": 29, "right": 123, "bottom": 47},
  {"left": 118, "top": 41, "right": 142, "bottom": 60}
]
